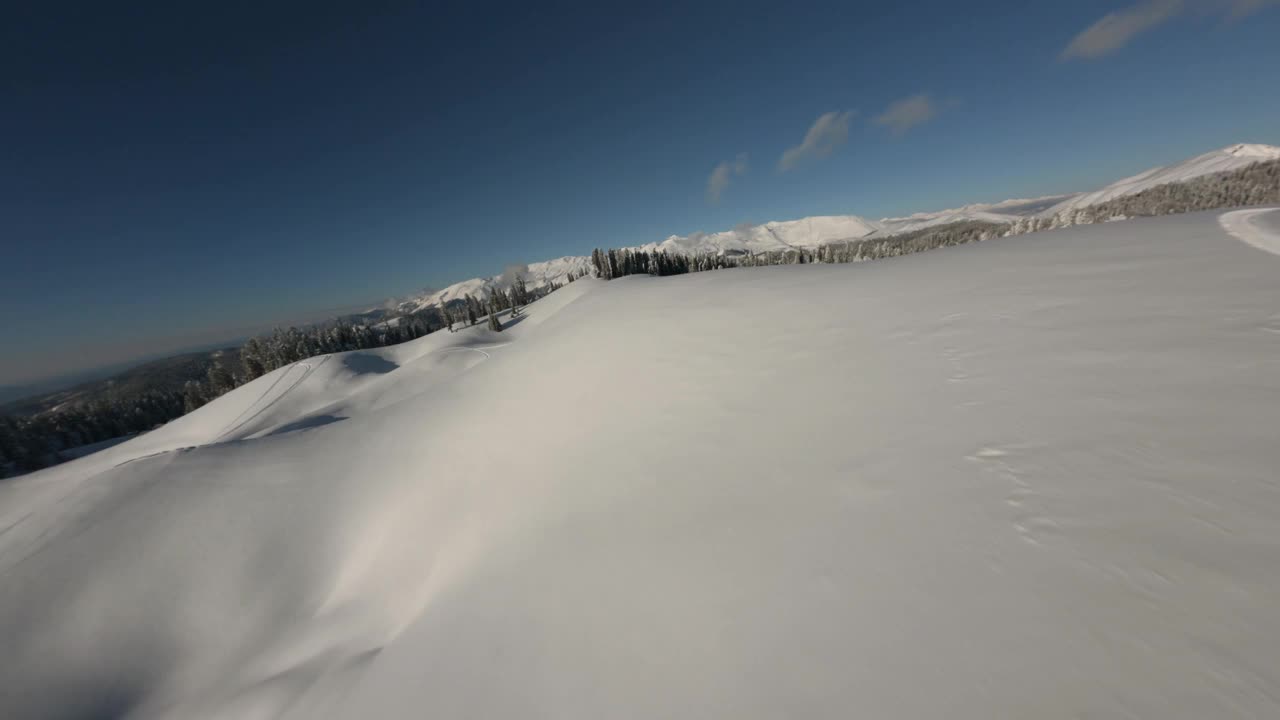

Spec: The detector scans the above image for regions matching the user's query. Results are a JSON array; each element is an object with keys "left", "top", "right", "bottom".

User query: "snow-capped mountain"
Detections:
[
  {"left": 401, "top": 256, "right": 593, "bottom": 313},
  {"left": 1039, "top": 143, "right": 1280, "bottom": 219},
  {"left": 871, "top": 195, "right": 1070, "bottom": 237},
  {"left": 636, "top": 215, "right": 882, "bottom": 255},
  {"left": 400, "top": 143, "right": 1278, "bottom": 312},
  {"left": 872, "top": 144, "right": 1280, "bottom": 232}
]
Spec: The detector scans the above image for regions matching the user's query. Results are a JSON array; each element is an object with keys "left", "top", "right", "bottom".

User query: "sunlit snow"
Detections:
[{"left": 2, "top": 209, "right": 1280, "bottom": 718}]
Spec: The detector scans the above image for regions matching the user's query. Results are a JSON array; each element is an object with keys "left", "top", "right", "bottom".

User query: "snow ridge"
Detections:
[{"left": 1040, "top": 143, "right": 1280, "bottom": 218}]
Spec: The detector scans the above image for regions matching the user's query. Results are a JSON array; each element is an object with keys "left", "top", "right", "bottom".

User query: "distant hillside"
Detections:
[
  {"left": 0, "top": 304, "right": 451, "bottom": 477},
  {"left": 394, "top": 143, "right": 1280, "bottom": 312},
  {"left": 4, "top": 142, "right": 1276, "bottom": 478},
  {"left": 1, "top": 347, "right": 241, "bottom": 418}
]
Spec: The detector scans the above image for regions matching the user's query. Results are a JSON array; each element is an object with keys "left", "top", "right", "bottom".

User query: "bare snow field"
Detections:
[{"left": 3, "top": 209, "right": 1280, "bottom": 719}]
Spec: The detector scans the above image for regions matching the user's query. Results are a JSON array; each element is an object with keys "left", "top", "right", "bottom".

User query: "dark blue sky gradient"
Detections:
[{"left": 3, "top": 0, "right": 1279, "bottom": 384}]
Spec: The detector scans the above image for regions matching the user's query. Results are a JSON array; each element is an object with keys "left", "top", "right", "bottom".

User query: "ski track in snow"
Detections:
[
  {"left": 217, "top": 356, "right": 331, "bottom": 442},
  {"left": 431, "top": 342, "right": 510, "bottom": 361},
  {"left": 1219, "top": 208, "right": 1280, "bottom": 258},
  {"left": 103, "top": 357, "right": 343, "bottom": 471}
]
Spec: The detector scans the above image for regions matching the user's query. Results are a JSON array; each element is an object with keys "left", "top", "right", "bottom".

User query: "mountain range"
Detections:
[
  {"left": 396, "top": 143, "right": 1280, "bottom": 313},
  {"left": 5, "top": 143, "right": 1277, "bottom": 415}
]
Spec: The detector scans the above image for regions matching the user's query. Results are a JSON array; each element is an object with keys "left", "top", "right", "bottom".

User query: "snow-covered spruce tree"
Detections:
[
  {"left": 607, "top": 249, "right": 620, "bottom": 279},
  {"left": 240, "top": 337, "right": 267, "bottom": 380},
  {"left": 182, "top": 380, "right": 207, "bottom": 414},
  {"left": 511, "top": 286, "right": 523, "bottom": 317},
  {"left": 205, "top": 362, "right": 235, "bottom": 395},
  {"left": 487, "top": 298, "right": 502, "bottom": 332},
  {"left": 513, "top": 276, "right": 529, "bottom": 306},
  {"left": 464, "top": 294, "right": 479, "bottom": 326}
]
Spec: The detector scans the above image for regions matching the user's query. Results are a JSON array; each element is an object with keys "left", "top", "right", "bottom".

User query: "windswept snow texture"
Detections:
[{"left": 4, "top": 210, "right": 1280, "bottom": 718}]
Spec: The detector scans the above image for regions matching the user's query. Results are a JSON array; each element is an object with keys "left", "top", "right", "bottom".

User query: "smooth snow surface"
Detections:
[{"left": 4, "top": 210, "right": 1280, "bottom": 719}]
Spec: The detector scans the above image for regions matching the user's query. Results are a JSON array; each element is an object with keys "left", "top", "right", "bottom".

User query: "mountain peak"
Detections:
[{"left": 1220, "top": 143, "right": 1280, "bottom": 159}]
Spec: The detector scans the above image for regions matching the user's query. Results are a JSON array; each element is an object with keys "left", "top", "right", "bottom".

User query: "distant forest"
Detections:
[
  {"left": 1004, "top": 157, "right": 1280, "bottom": 234},
  {"left": 588, "top": 220, "right": 1006, "bottom": 281},
  {"left": 2, "top": 158, "right": 1277, "bottom": 478}
]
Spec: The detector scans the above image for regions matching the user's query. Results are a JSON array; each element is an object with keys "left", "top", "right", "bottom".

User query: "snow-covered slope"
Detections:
[
  {"left": 4, "top": 208, "right": 1280, "bottom": 719},
  {"left": 1040, "top": 143, "right": 1280, "bottom": 218}
]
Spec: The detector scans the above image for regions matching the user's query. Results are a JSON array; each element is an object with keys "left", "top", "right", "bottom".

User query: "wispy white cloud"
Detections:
[
  {"left": 874, "top": 94, "right": 938, "bottom": 136},
  {"left": 1061, "top": 0, "right": 1276, "bottom": 60},
  {"left": 1061, "top": 0, "right": 1182, "bottom": 60},
  {"left": 778, "top": 111, "right": 856, "bottom": 172},
  {"left": 706, "top": 153, "right": 749, "bottom": 204}
]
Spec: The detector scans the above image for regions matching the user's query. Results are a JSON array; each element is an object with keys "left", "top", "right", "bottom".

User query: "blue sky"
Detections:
[{"left": 3, "top": 0, "right": 1279, "bottom": 386}]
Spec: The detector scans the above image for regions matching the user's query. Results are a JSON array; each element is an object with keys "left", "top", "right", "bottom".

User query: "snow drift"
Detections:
[{"left": 3, "top": 209, "right": 1280, "bottom": 718}]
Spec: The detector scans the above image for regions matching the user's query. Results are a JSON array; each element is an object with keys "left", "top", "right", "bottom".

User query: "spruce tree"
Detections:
[
  {"left": 206, "top": 362, "right": 234, "bottom": 395},
  {"left": 464, "top": 295, "right": 479, "bottom": 326},
  {"left": 487, "top": 299, "right": 502, "bottom": 332}
]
